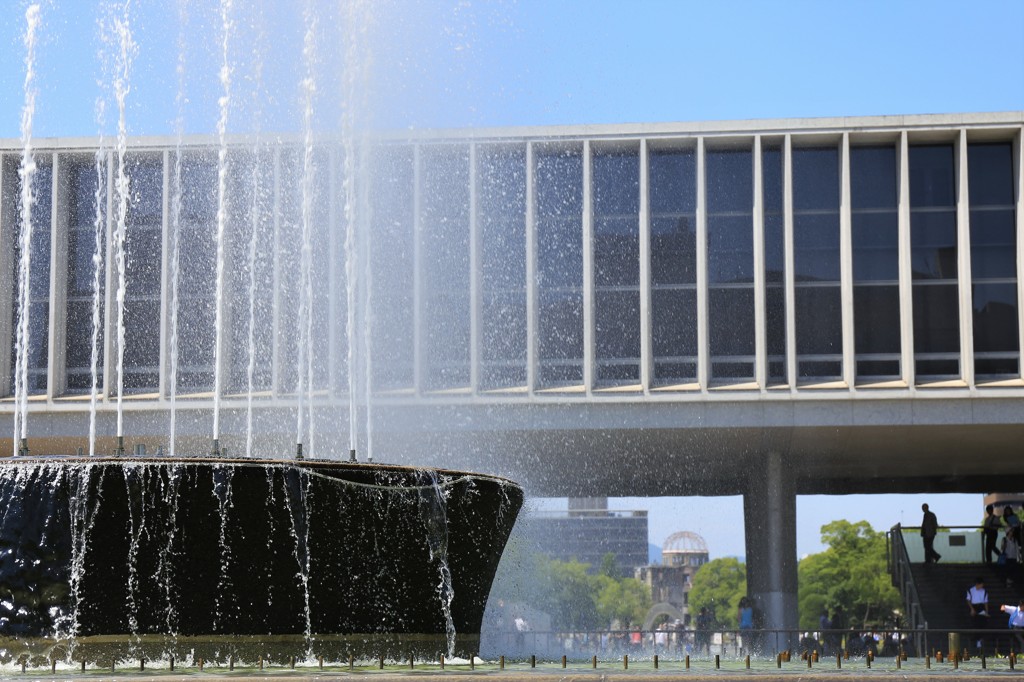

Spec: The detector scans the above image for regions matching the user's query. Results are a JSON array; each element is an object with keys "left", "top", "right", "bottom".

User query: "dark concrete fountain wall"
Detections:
[{"left": 0, "top": 458, "right": 522, "bottom": 660}]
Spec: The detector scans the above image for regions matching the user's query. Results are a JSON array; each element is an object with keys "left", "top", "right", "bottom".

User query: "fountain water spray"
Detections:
[
  {"left": 212, "top": 0, "right": 234, "bottom": 456},
  {"left": 244, "top": 4, "right": 268, "bottom": 460},
  {"left": 341, "top": 0, "right": 374, "bottom": 464},
  {"left": 112, "top": 1, "right": 136, "bottom": 455},
  {"left": 295, "top": 0, "right": 318, "bottom": 460},
  {"left": 167, "top": 0, "right": 188, "bottom": 459},
  {"left": 88, "top": 105, "right": 106, "bottom": 458},
  {"left": 13, "top": 4, "right": 42, "bottom": 458}
]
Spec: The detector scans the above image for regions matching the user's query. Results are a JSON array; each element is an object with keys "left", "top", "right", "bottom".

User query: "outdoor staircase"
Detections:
[{"left": 907, "top": 561, "right": 1020, "bottom": 653}]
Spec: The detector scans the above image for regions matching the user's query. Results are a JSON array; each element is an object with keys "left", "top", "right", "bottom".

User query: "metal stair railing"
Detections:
[{"left": 888, "top": 523, "right": 927, "bottom": 654}]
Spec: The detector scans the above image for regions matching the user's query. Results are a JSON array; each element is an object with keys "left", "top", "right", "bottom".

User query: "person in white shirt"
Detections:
[
  {"left": 967, "top": 577, "right": 989, "bottom": 652},
  {"left": 1001, "top": 599, "right": 1024, "bottom": 650}
]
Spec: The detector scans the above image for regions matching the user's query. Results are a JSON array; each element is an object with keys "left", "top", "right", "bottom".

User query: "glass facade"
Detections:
[
  {"left": 3, "top": 155, "right": 51, "bottom": 394},
  {"left": 706, "top": 148, "right": 754, "bottom": 380},
  {"left": 762, "top": 143, "right": 786, "bottom": 382},
  {"left": 535, "top": 145, "right": 584, "bottom": 386},
  {"left": 64, "top": 155, "right": 105, "bottom": 392},
  {"left": 851, "top": 145, "right": 901, "bottom": 378},
  {"left": 479, "top": 145, "right": 527, "bottom": 390},
  {"left": 792, "top": 146, "right": 842, "bottom": 380},
  {"left": 649, "top": 147, "right": 697, "bottom": 384},
  {"left": 593, "top": 146, "right": 640, "bottom": 383},
  {"left": 0, "top": 120, "right": 1020, "bottom": 405},
  {"left": 968, "top": 142, "right": 1018, "bottom": 377},
  {"left": 910, "top": 144, "right": 960, "bottom": 378}
]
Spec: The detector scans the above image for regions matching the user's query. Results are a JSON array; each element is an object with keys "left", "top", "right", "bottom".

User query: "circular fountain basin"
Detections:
[{"left": 0, "top": 456, "right": 522, "bottom": 662}]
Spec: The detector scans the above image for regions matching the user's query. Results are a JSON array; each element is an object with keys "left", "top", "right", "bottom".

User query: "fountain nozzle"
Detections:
[
  {"left": 115, "top": 436, "right": 125, "bottom": 457},
  {"left": 18, "top": 438, "right": 28, "bottom": 457},
  {"left": 296, "top": 443, "right": 304, "bottom": 460},
  {"left": 349, "top": 448, "right": 356, "bottom": 463},
  {"left": 211, "top": 438, "right": 221, "bottom": 457}
]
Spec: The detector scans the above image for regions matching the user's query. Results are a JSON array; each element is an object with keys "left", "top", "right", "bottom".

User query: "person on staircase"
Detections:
[
  {"left": 921, "top": 503, "right": 941, "bottom": 564},
  {"left": 1000, "top": 598, "right": 1024, "bottom": 652},
  {"left": 984, "top": 504, "right": 1001, "bottom": 564},
  {"left": 966, "top": 577, "right": 989, "bottom": 653}
]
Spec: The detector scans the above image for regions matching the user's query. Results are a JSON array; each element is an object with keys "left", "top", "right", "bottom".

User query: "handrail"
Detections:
[{"left": 887, "top": 524, "right": 927, "bottom": 654}]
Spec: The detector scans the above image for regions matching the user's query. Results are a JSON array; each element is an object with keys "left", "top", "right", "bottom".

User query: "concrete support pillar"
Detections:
[{"left": 743, "top": 451, "right": 798, "bottom": 638}]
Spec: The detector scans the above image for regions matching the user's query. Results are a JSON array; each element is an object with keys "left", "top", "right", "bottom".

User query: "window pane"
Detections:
[
  {"left": 652, "top": 288, "right": 697, "bottom": 357},
  {"left": 480, "top": 146, "right": 527, "bottom": 292},
  {"left": 909, "top": 145, "right": 955, "bottom": 208},
  {"left": 539, "top": 290, "right": 583, "bottom": 361},
  {"left": 854, "top": 285, "right": 901, "bottom": 355},
  {"left": 709, "top": 288, "right": 754, "bottom": 357},
  {"left": 706, "top": 149, "right": 752, "bottom": 213},
  {"left": 596, "top": 289, "right": 640, "bottom": 360},
  {"left": 795, "top": 286, "right": 842, "bottom": 356},
  {"left": 793, "top": 147, "right": 839, "bottom": 211},
  {"left": 536, "top": 148, "right": 582, "bottom": 217},
  {"left": 970, "top": 209, "right": 1016, "bottom": 279},
  {"left": 973, "top": 282, "right": 1019, "bottom": 354},
  {"left": 850, "top": 146, "right": 897, "bottom": 210},
  {"left": 651, "top": 216, "right": 696, "bottom": 285},
  {"left": 593, "top": 150, "right": 639, "bottom": 216},
  {"left": 794, "top": 213, "right": 840, "bottom": 282},
  {"left": 370, "top": 146, "right": 415, "bottom": 389},
  {"left": 968, "top": 142, "right": 1014, "bottom": 206},
  {"left": 766, "top": 285, "right": 786, "bottom": 357},
  {"left": 764, "top": 213, "right": 785, "bottom": 282},
  {"left": 538, "top": 217, "right": 583, "bottom": 289},
  {"left": 853, "top": 211, "right": 899, "bottom": 281},
  {"left": 762, "top": 146, "right": 783, "bottom": 214},
  {"left": 650, "top": 149, "right": 696, "bottom": 214},
  {"left": 707, "top": 215, "right": 753, "bottom": 284},
  {"left": 482, "top": 292, "right": 526, "bottom": 362},
  {"left": 911, "top": 210, "right": 957, "bottom": 280},
  {"left": 913, "top": 284, "right": 960, "bottom": 354}
]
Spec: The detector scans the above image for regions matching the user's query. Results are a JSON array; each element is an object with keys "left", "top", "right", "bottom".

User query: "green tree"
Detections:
[
  {"left": 533, "top": 558, "right": 602, "bottom": 631},
  {"left": 595, "top": 574, "right": 653, "bottom": 627},
  {"left": 798, "top": 520, "right": 901, "bottom": 630},
  {"left": 688, "top": 557, "right": 747, "bottom": 628}
]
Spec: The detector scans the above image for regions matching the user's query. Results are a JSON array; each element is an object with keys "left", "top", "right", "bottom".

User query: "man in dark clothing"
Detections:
[
  {"left": 921, "top": 503, "right": 941, "bottom": 564},
  {"left": 984, "top": 504, "right": 1001, "bottom": 564}
]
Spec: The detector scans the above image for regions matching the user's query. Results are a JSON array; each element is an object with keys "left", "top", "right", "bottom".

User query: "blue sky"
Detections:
[{"left": 0, "top": 0, "right": 1021, "bottom": 557}]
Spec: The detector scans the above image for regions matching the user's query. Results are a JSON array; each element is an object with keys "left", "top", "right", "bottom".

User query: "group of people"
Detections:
[
  {"left": 921, "top": 503, "right": 1022, "bottom": 576},
  {"left": 922, "top": 502, "right": 1024, "bottom": 653},
  {"left": 965, "top": 576, "right": 1024, "bottom": 651},
  {"left": 984, "top": 504, "right": 1021, "bottom": 578}
]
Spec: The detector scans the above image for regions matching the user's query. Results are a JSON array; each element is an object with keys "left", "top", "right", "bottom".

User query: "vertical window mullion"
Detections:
[
  {"left": 525, "top": 142, "right": 537, "bottom": 395},
  {"left": 753, "top": 137, "right": 767, "bottom": 390},
  {"left": 582, "top": 140, "right": 594, "bottom": 394},
  {"left": 639, "top": 139, "right": 652, "bottom": 393},
  {"left": 1016, "top": 130, "right": 1024, "bottom": 379},
  {"left": 469, "top": 143, "right": 480, "bottom": 394},
  {"left": 956, "top": 129, "right": 975, "bottom": 386},
  {"left": 840, "top": 134, "right": 855, "bottom": 387},
  {"left": 695, "top": 137, "right": 708, "bottom": 391},
  {"left": 898, "top": 132, "right": 915, "bottom": 387},
  {"left": 783, "top": 135, "right": 797, "bottom": 391},
  {"left": 48, "top": 152, "right": 66, "bottom": 400},
  {"left": 158, "top": 150, "right": 170, "bottom": 399},
  {"left": 0, "top": 154, "right": 10, "bottom": 397}
]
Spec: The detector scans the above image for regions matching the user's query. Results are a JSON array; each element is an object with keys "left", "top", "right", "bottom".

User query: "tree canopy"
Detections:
[
  {"left": 798, "top": 520, "right": 900, "bottom": 630},
  {"left": 525, "top": 554, "right": 652, "bottom": 631},
  {"left": 688, "top": 557, "right": 747, "bottom": 629}
]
